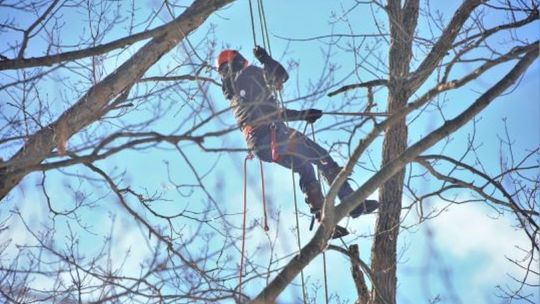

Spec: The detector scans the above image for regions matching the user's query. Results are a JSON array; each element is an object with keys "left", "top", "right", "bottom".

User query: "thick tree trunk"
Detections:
[
  {"left": 370, "top": 1, "right": 416, "bottom": 303},
  {"left": 368, "top": 1, "right": 498, "bottom": 303},
  {"left": 370, "top": 95, "right": 407, "bottom": 304}
]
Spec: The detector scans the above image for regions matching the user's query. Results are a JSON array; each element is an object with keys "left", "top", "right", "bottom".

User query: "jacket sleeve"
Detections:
[
  {"left": 262, "top": 57, "right": 289, "bottom": 89},
  {"left": 279, "top": 108, "right": 305, "bottom": 121}
]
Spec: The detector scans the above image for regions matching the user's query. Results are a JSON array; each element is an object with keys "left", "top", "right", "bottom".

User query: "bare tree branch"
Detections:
[
  {"left": 408, "top": 0, "right": 484, "bottom": 92},
  {"left": 251, "top": 45, "right": 538, "bottom": 304},
  {"left": 0, "top": 0, "right": 234, "bottom": 200}
]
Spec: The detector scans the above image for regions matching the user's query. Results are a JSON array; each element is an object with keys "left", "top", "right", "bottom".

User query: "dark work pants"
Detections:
[{"left": 252, "top": 123, "right": 354, "bottom": 200}]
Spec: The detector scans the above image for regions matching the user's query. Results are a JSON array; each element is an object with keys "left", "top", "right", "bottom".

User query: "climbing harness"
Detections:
[
  {"left": 240, "top": 2, "right": 336, "bottom": 302},
  {"left": 245, "top": 1, "right": 309, "bottom": 301}
]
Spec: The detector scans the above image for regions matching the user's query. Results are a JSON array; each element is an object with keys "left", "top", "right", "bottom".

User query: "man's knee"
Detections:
[{"left": 321, "top": 165, "right": 342, "bottom": 183}]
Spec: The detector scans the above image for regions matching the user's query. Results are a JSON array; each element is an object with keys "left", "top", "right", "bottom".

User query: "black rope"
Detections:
[
  {"left": 310, "top": 122, "right": 329, "bottom": 304},
  {"left": 257, "top": 0, "right": 272, "bottom": 54},
  {"left": 323, "top": 111, "right": 389, "bottom": 117},
  {"left": 256, "top": 0, "right": 267, "bottom": 49},
  {"left": 247, "top": 0, "right": 257, "bottom": 46},
  {"left": 246, "top": 2, "right": 309, "bottom": 302}
]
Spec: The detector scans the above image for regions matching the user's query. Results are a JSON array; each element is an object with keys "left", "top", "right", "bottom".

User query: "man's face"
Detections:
[{"left": 218, "top": 62, "right": 232, "bottom": 78}]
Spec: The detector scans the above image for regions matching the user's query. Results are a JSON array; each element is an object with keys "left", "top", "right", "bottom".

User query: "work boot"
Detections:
[
  {"left": 332, "top": 225, "right": 350, "bottom": 239},
  {"left": 322, "top": 167, "right": 379, "bottom": 218},
  {"left": 304, "top": 181, "right": 324, "bottom": 214},
  {"left": 309, "top": 210, "right": 350, "bottom": 239},
  {"left": 304, "top": 181, "right": 350, "bottom": 239},
  {"left": 350, "top": 199, "right": 379, "bottom": 218}
]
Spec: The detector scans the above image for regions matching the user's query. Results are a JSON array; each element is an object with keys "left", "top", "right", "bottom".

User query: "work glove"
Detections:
[
  {"left": 304, "top": 109, "right": 323, "bottom": 123},
  {"left": 253, "top": 45, "right": 271, "bottom": 64}
]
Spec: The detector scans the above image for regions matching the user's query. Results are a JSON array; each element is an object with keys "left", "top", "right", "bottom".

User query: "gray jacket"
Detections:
[{"left": 223, "top": 59, "right": 305, "bottom": 148}]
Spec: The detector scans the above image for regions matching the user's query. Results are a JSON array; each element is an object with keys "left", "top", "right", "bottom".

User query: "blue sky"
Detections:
[
  {"left": 1, "top": 1, "right": 539, "bottom": 303},
  {"left": 198, "top": 2, "right": 539, "bottom": 301}
]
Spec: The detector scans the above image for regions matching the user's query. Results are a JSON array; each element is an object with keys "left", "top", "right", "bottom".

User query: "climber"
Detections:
[{"left": 216, "top": 46, "right": 378, "bottom": 237}]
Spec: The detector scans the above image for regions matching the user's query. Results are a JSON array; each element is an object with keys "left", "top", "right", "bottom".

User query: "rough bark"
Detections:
[
  {"left": 370, "top": 1, "right": 417, "bottom": 302},
  {"left": 369, "top": 1, "right": 487, "bottom": 303},
  {"left": 0, "top": 0, "right": 234, "bottom": 201}
]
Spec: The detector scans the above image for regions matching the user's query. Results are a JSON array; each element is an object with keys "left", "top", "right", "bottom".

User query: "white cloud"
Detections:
[{"left": 429, "top": 201, "right": 538, "bottom": 288}]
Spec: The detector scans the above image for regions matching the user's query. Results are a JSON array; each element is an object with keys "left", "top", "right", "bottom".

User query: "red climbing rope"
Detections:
[
  {"left": 270, "top": 123, "right": 280, "bottom": 162},
  {"left": 244, "top": 0, "right": 307, "bottom": 300},
  {"left": 239, "top": 152, "right": 270, "bottom": 293},
  {"left": 239, "top": 153, "right": 251, "bottom": 292},
  {"left": 259, "top": 159, "right": 270, "bottom": 231}
]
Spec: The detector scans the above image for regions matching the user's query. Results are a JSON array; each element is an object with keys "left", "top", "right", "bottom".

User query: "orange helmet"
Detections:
[{"left": 216, "top": 50, "right": 248, "bottom": 74}]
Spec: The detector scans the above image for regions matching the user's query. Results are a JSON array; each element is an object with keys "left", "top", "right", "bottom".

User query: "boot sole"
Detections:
[{"left": 331, "top": 225, "right": 350, "bottom": 239}]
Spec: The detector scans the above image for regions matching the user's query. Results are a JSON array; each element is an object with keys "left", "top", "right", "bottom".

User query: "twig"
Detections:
[{"left": 327, "top": 79, "right": 388, "bottom": 97}]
